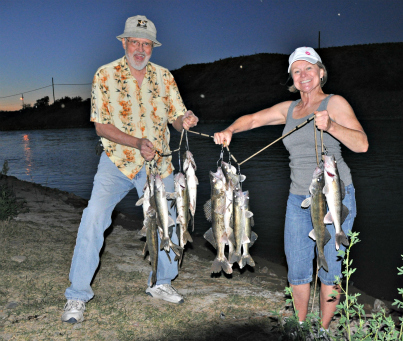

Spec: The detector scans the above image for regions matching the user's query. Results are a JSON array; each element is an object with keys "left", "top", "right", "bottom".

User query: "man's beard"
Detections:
[{"left": 125, "top": 48, "right": 151, "bottom": 71}]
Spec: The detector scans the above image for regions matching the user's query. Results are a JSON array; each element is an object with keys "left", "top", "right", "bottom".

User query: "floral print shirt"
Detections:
[{"left": 90, "top": 57, "right": 187, "bottom": 179}]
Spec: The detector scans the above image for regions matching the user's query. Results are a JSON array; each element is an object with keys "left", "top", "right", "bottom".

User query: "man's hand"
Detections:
[
  {"left": 182, "top": 110, "right": 199, "bottom": 130},
  {"left": 137, "top": 138, "right": 155, "bottom": 161}
]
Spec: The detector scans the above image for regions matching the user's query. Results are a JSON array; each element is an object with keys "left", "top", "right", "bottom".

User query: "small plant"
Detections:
[
  {"left": 281, "top": 231, "right": 403, "bottom": 340},
  {"left": 1, "top": 160, "right": 9, "bottom": 175},
  {"left": 280, "top": 286, "right": 323, "bottom": 340},
  {"left": 332, "top": 232, "right": 403, "bottom": 340},
  {"left": 0, "top": 183, "right": 28, "bottom": 220}
]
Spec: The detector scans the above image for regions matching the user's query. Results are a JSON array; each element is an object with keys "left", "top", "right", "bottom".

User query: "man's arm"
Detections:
[{"left": 95, "top": 122, "right": 155, "bottom": 161}]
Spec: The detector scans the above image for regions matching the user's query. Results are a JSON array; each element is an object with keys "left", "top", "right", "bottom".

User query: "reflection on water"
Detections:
[
  {"left": 0, "top": 120, "right": 402, "bottom": 301},
  {"left": 22, "top": 134, "right": 32, "bottom": 176}
]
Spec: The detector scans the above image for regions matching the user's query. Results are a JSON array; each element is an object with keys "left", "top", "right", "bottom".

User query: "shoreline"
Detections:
[{"left": 1, "top": 174, "right": 392, "bottom": 313}]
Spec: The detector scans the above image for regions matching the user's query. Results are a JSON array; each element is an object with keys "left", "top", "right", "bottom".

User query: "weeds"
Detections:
[
  {"left": 0, "top": 183, "right": 28, "bottom": 220},
  {"left": 281, "top": 231, "right": 403, "bottom": 340},
  {"left": 0, "top": 160, "right": 28, "bottom": 220}
]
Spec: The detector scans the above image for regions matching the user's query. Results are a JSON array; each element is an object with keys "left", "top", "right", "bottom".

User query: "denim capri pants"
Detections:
[{"left": 284, "top": 184, "right": 356, "bottom": 286}]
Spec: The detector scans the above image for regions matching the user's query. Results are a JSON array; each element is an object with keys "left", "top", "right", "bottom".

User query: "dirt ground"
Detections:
[{"left": 0, "top": 175, "right": 388, "bottom": 340}]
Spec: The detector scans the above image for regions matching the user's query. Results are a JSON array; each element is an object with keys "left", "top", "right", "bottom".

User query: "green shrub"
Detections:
[
  {"left": 281, "top": 231, "right": 403, "bottom": 340},
  {"left": 0, "top": 183, "right": 28, "bottom": 220}
]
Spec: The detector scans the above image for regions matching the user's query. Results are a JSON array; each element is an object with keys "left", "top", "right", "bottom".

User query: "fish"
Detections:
[
  {"left": 203, "top": 168, "right": 233, "bottom": 274},
  {"left": 231, "top": 190, "right": 257, "bottom": 268},
  {"left": 173, "top": 172, "right": 193, "bottom": 250},
  {"left": 301, "top": 166, "right": 331, "bottom": 271},
  {"left": 136, "top": 173, "right": 155, "bottom": 237},
  {"left": 323, "top": 155, "right": 350, "bottom": 250},
  {"left": 153, "top": 172, "right": 183, "bottom": 259},
  {"left": 221, "top": 161, "right": 246, "bottom": 191},
  {"left": 223, "top": 177, "right": 235, "bottom": 262},
  {"left": 142, "top": 206, "right": 159, "bottom": 287},
  {"left": 183, "top": 151, "right": 198, "bottom": 229}
]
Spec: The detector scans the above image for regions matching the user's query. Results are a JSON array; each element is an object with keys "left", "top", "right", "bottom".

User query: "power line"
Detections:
[
  {"left": 0, "top": 82, "right": 92, "bottom": 99},
  {"left": 54, "top": 83, "right": 92, "bottom": 86},
  {"left": 0, "top": 85, "right": 52, "bottom": 99}
]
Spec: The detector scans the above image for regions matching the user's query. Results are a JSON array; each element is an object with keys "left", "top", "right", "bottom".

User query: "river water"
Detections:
[{"left": 1, "top": 119, "right": 402, "bottom": 301}]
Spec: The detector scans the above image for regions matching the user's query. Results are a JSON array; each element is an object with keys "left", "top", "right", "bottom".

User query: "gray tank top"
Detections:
[{"left": 282, "top": 94, "right": 352, "bottom": 195}]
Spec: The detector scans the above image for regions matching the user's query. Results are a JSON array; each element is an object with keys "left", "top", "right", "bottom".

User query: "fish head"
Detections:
[
  {"left": 209, "top": 170, "right": 224, "bottom": 190},
  {"left": 323, "top": 155, "right": 337, "bottom": 179},
  {"left": 234, "top": 189, "right": 245, "bottom": 205},
  {"left": 154, "top": 173, "right": 164, "bottom": 191},
  {"left": 174, "top": 172, "right": 186, "bottom": 189},
  {"left": 309, "top": 166, "right": 324, "bottom": 193},
  {"left": 183, "top": 151, "right": 196, "bottom": 170},
  {"left": 221, "top": 161, "right": 234, "bottom": 177}
]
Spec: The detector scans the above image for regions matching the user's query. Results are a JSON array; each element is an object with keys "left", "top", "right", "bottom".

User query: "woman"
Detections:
[{"left": 213, "top": 47, "right": 368, "bottom": 330}]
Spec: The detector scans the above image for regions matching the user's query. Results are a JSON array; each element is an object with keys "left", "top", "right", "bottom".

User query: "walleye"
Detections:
[
  {"left": 153, "top": 172, "right": 182, "bottom": 259},
  {"left": 183, "top": 151, "right": 198, "bottom": 228},
  {"left": 323, "top": 155, "right": 350, "bottom": 250},
  {"left": 203, "top": 168, "right": 233, "bottom": 274},
  {"left": 301, "top": 166, "right": 331, "bottom": 271},
  {"left": 231, "top": 190, "right": 257, "bottom": 268},
  {"left": 136, "top": 173, "right": 155, "bottom": 237},
  {"left": 142, "top": 207, "right": 158, "bottom": 287},
  {"left": 221, "top": 161, "right": 246, "bottom": 191},
  {"left": 173, "top": 172, "right": 193, "bottom": 250}
]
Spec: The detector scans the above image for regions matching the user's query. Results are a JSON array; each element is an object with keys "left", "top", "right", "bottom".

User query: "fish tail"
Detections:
[
  {"left": 183, "top": 230, "right": 193, "bottom": 244},
  {"left": 211, "top": 257, "right": 233, "bottom": 275},
  {"left": 150, "top": 271, "right": 157, "bottom": 287},
  {"left": 229, "top": 251, "right": 241, "bottom": 265},
  {"left": 138, "top": 225, "right": 147, "bottom": 237},
  {"left": 317, "top": 254, "right": 329, "bottom": 272},
  {"left": 169, "top": 240, "right": 183, "bottom": 259},
  {"left": 335, "top": 231, "right": 349, "bottom": 250},
  {"left": 160, "top": 237, "right": 170, "bottom": 252},
  {"left": 239, "top": 254, "right": 255, "bottom": 269}
]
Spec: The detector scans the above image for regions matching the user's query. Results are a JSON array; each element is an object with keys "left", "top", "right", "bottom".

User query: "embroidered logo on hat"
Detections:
[
  {"left": 137, "top": 20, "right": 147, "bottom": 28},
  {"left": 305, "top": 51, "right": 311, "bottom": 55}
]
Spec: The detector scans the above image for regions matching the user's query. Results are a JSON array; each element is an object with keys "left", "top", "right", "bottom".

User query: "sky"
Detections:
[{"left": 1, "top": 0, "right": 402, "bottom": 111}]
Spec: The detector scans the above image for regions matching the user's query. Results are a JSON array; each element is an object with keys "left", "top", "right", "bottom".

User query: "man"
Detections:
[{"left": 62, "top": 15, "right": 199, "bottom": 324}]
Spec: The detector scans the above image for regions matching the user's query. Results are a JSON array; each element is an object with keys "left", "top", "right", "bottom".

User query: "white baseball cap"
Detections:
[{"left": 288, "top": 47, "right": 321, "bottom": 73}]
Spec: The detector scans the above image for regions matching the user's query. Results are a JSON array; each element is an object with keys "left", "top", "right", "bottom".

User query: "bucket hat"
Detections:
[
  {"left": 117, "top": 15, "right": 161, "bottom": 47},
  {"left": 288, "top": 47, "right": 321, "bottom": 73}
]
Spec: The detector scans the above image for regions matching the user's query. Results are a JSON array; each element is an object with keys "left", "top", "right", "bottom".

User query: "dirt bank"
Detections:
[{"left": 0, "top": 175, "right": 390, "bottom": 340}]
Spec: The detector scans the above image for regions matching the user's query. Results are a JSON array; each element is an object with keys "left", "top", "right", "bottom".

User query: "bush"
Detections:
[{"left": 0, "top": 183, "right": 28, "bottom": 220}]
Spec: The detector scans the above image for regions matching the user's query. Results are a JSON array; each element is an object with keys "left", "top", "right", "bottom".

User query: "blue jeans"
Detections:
[
  {"left": 65, "top": 152, "right": 178, "bottom": 302},
  {"left": 284, "top": 184, "right": 356, "bottom": 286}
]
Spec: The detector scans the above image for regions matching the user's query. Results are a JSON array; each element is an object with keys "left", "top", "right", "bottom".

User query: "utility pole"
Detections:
[
  {"left": 20, "top": 93, "right": 24, "bottom": 109},
  {"left": 318, "top": 31, "right": 321, "bottom": 49},
  {"left": 52, "top": 77, "right": 55, "bottom": 103}
]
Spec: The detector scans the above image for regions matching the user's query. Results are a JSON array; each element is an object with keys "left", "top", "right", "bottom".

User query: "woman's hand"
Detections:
[
  {"left": 314, "top": 110, "right": 332, "bottom": 131},
  {"left": 214, "top": 130, "right": 233, "bottom": 146}
]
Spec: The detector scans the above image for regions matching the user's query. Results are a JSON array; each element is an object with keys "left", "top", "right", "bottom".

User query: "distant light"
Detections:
[
  {"left": 240, "top": 65, "right": 243, "bottom": 69},
  {"left": 20, "top": 97, "right": 23, "bottom": 100},
  {"left": 338, "top": 13, "right": 340, "bottom": 16},
  {"left": 61, "top": 104, "right": 65, "bottom": 108},
  {"left": 200, "top": 94, "right": 205, "bottom": 98}
]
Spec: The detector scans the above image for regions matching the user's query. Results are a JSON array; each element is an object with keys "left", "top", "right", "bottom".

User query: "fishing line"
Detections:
[
  {"left": 187, "top": 129, "right": 238, "bottom": 164},
  {"left": 237, "top": 115, "right": 315, "bottom": 166}
]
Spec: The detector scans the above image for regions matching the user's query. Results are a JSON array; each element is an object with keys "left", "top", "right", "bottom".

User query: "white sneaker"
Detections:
[
  {"left": 145, "top": 284, "right": 184, "bottom": 304},
  {"left": 61, "top": 299, "right": 85, "bottom": 323}
]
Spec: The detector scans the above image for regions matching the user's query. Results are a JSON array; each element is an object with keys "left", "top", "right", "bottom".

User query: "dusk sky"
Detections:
[{"left": 1, "top": 0, "right": 402, "bottom": 111}]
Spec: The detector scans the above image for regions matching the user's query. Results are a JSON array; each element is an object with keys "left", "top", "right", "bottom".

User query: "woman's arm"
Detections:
[
  {"left": 214, "top": 101, "right": 292, "bottom": 146},
  {"left": 314, "top": 95, "right": 368, "bottom": 153}
]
